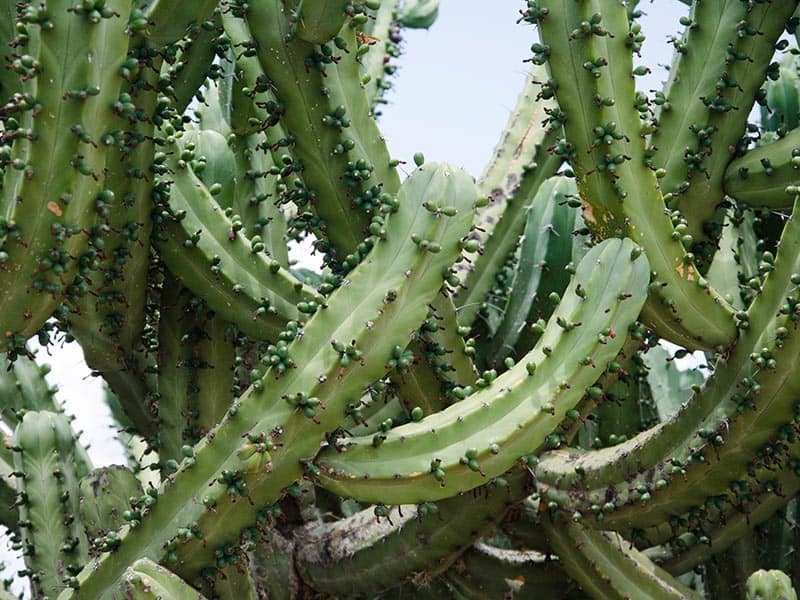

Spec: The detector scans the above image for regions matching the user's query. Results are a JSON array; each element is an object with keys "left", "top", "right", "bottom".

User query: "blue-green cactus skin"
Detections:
[
  {"left": 3, "top": 1, "right": 800, "bottom": 598},
  {"left": 13, "top": 411, "right": 91, "bottom": 597},
  {"left": 63, "top": 162, "right": 477, "bottom": 597}
]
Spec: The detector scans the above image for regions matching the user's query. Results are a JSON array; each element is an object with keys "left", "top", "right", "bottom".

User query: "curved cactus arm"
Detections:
[
  {"left": 542, "top": 518, "right": 702, "bottom": 600},
  {"left": 153, "top": 130, "right": 323, "bottom": 341},
  {"left": 293, "top": 0, "right": 350, "bottom": 45},
  {"left": 649, "top": 1, "right": 798, "bottom": 265},
  {"left": 746, "top": 569, "right": 798, "bottom": 600},
  {"left": 392, "top": 295, "right": 477, "bottom": 417},
  {"left": 534, "top": 193, "right": 800, "bottom": 532},
  {"left": 485, "top": 176, "right": 581, "bottom": 364},
  {"left": 527, "top": 0, "right": 737, "bottom": 351},
  {"left": 155, "top": 276, "right": 201, "bottom": 472},
  {"left": 194, "top": 46, "right": 290, "bottom": 264},
  {"left": 121, "top": 558, "right": 207, "bottom": 599},
  {"left": 165, "top": 15, "right": 225, "bottom": 117},
  {"left": 144, "top": 0, "right": 219, "bottom": 48},
  {"left": 360, "top": 0, "right": 401, "bottom": 110},
  {"left": 295, "top": 469, "right": 528, "bottom": 596},
  {"left": 0, "top": 1, "right": 136, "bottom": 352},
  {"left": 724, "top": 128, "right": 800, "bottom": 211},
  {"left": 242, "top": 1, "right": 401, "bottom": 266},
  {"left": 181, "top": 128, "right": 237, "bottom": 209},
  {"left": 658, "top": 465, "right": 800, "bottom": 576},
  {"left": 425, "top": 294, "right": 477, "bottom": 389},
  {"left": 761, "top": 53, "right": 800, "bottom": 135},
  {"left": 62, "top": 162, "right": 476, "bottom": 598},
  {"left": 440, "top": 542, "right": 570, "bottom": 600},
  {"left": 0, "top": 443, "right": 18, "bottom": 532},
  {"left": 0, "top": 0, "right": 18, "bottom": 93},
  {"left": 78, "top": 465, "right": 144, "bottom": 557},
  {"left": 248, "top": 528, "right": 300, "bottom": 600},
  {"left": 642, "top": 344, "right": 704, "bottom": 422},
  {"left": 62, "top": 48, "right": 160, "bottom": 440},
  {"left": 220, "top": 12, "right": 315, "bottom": 245},
  {"left": 454, "top": 64, "right": 562, "bottom": 328},
  {"left": 12, "top": 411, "right": 92, "bottom": 596},
  {"left": 706, "top": 209, "right": 751, "bottom": 311},
  {"left": 204, "top": 564, "right": 257, "bottom": 600},
  {"left": 313, "top": 238, "right": 649, "bottom": 504},
  {"left": 0, "top": 350, "right": 62, "bottom": 430},
  {"left": 397, "top": 0, "right": 439, "bottom": 29},
  {"left": 156, "top": 276, "right": 237, "bottom": 474}
]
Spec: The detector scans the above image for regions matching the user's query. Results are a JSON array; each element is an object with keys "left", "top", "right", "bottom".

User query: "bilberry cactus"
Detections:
[{"left": 3, "top": 1, "right": 800, "bottom": 598}]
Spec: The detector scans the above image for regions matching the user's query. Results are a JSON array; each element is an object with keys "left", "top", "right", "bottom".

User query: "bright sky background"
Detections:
[{"left": 4, "top": 1, "right": 690, "bottom": 593}]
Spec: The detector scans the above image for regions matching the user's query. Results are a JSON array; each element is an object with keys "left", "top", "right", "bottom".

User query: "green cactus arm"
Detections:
[
  {"left": 0, "top": 351, "right": 94, "bottom": 477},
  {"left": 219, "top": 12, "right": 311, "bottom": 241},
  {"left": 426, "top": 294, "right": 477, "bottom": 389},
  {"left": 392, "top": 295, "right": 477, "bottom": 416},
  {"left": 0, "top": 442, "right": 18, "bottom": 532},
  {"left": 144, "top": 0, "right": 219, "bottom": 48},
  {"left": 182, "top": 129, "right": 237, "bottom": 210},
  {"left": 542, "top": 518, "right": 702, "bottom": 600},
  {"left": 659, "top": 464, "right": 800, "bottom": 576},
  {"left": 0, "top": 0, "right": 20, "bottom": 104},
  {"left": 152, "top": 132, "right": 322, "bottom": 341},
  {"left": 724, "top": 128, "right": 800, "bottom": 211},
  {"left": 13, "top": 411, "right": 92, "bottom": 596},
  {"left": 440, "top": 542, "right": 571, "bottom": 600},
  {"left": 454, "top": 64, "right": 562, "bottom": 328},
  {"left": 226, "top": 5, "right": 467, "bottom": 416},
  {"left": 195, "top": 43, "right": 290, "bottom": 264},
  {"left": 242, "top": 2, "right": 401, "bottom": 264},
  {"left": 194, "top": 315, "right": 237, "bottom": 435},
  {"left": 642, "top": 344, "right": 704, "bottom": 422},
  {"left": 295, "top": 469, "right": 528, "bottom": 596},
  {"left": 244, "top": 135, "right": 290, "bottom": 267},
  {"left": 391, "top": 339, "right": 448, "bottom": 416},
  {"left": 485, "top": 176, "right": 581, "bottom": 363},
  {"left": 530, "top": 0, "right": 737, "bottom": 351},
  {"left": 360, "top": 0, "right": 401, "bottom": 108},
  {"left": 165, "top": 16, "right": 224, "bottom": 117},
  {"left": 397, "top": 0, "right": 439, "bottom": 29},
  {"left": 746, "top": 569, "right": 798, "bottom": 600},
  {"left": 62, "top": 162, "right": 476, "bottom": 597},
  {"left": 761, "top": 53, "right": 800, "bottom": 134},
  {"left": 121, "top": 558, "right": 207, "bottom": 599},
  {"left": 204, "top": 564, "right": 258, "bottom": 600},
  {"left": 313, "top": 238, "right": 649, "bottom": 504},
  {"left": 293, "top": 0, "right": 350, "bottom": 44},
  {"left": 0, "top": 350, "right": 62, "bottom": 430},
  {"left": 78, "top": 465, "right": 144, "bottom": 556},
  {"left": 248, "top": 529, "right": 299, "bottom": 600},
  {"left": 62, "top": 44, "right": 160, "bottom": 441},
  {"left": 0, "top": 1, "right": 135, "bottom": 350},
  {"left": 156, "top": 276, "right": 235, "bottom": 471},
  {"left": 534, "top": 193, "right": 800, "bottom": 531},
  {"left": 650, "top": 1, "right": 798, "bottom": 265},
  {"left": 706, "top": 209, "right": 750, "bottom": 310},
  {"left": 155, "top": 276, "right": 201, "bottom": 471}
]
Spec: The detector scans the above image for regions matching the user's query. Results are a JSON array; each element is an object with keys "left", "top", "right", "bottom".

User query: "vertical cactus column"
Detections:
[{"left": 13, "top": 411, "right": 91, "bottom": 596}]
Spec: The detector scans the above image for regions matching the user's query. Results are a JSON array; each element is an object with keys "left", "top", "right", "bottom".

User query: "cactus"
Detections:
[
  {"left": 746, "top": 569, "right": 798, "bottom": 600},
  {"left": 3, "top": 1, "right": 800, "bottom": 599}
]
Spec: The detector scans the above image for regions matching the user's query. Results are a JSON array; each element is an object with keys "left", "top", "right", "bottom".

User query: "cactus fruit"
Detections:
[{"left": 1, "top": 1, "right": 800, "bottom": 599}]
